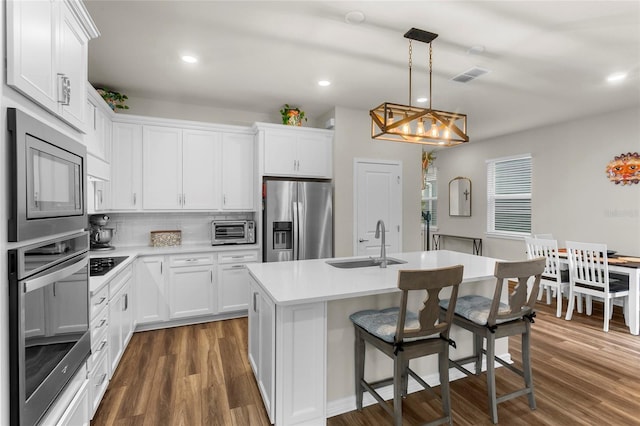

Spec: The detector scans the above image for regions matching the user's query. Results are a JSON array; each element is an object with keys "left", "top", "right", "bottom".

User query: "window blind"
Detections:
[{"left": 487, "top": 155, "right": 532, "bottom": 235}]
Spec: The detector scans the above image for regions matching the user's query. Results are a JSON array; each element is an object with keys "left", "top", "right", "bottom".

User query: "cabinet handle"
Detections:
[
  {"left": 58, "top": 73, "right": 71, "bottom": 105},
  {"left": 160, "top": 262, "right": 163, "bottom": 274},
  {"left": 231, "top": 264, "right": 244, "bottom": 269},
  {"left": 53, "top": 282, "right": 56, "bottom": 297},
  {"left": 133, "top": 193, "right": 137, "bottom": 205},
  {"left": 211, "top": 270, "right": 213, "bottom": 283},
  {"left": 178, "top": 194, "right": 182, "bottom": 205},
  {"left": 183, "top": 194, "right": 186, "bottom": 206},
  {"left": 223, "top": 195, "right": 227, "bottom": 206},
  {"left": 94, "top": 297, "right": 106, "bottom": 306},
  {"left": 96, "top": 373, "right": 108, "bottom": 387},
  {"left": 124, "top": 293, "right": 128, "bottom": 311},
  {"left": 253, "top": 292, "right": 258, "bottom": 312},
  {"left": 98, "top": 340, "right": 107, "bottom": 352},
  {"left": 358, "top": 239, "right": 369, "bottom": 243},
  {"left": 98, "top": 319, "right": 107, "bottom": 328}
]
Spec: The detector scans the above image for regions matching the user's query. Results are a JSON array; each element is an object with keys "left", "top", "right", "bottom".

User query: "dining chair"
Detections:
[
  {"left": 524, "top": 237, "right": 568, "bottom": 317},
  {"left": 350, "top": 265, "right": 464, "bottom": 426},
  {"left": 565, "top": 241, "right": 629, "bottom": 332},
  {"left": 533, "top": 233, "right": 554, "bottom": 239},
  {"left": 439, "top": 257, "right": 546, "bottom": 424}
]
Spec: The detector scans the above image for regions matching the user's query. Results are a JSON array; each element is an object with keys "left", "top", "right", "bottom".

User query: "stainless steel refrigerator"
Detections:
[{"left": 263, "top": 179, "right": 333, "bottom": 262}]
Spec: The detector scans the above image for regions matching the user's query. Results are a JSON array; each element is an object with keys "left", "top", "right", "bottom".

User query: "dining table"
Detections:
[{"left": 558, "top": 250, "right": 640, "bottom": 335}]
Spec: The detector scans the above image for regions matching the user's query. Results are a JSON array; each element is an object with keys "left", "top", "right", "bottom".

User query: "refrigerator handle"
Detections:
[
  {"left": 292, "top": 201, "right": 299, "bottom": 260},
  {"left": 297, "top": 201, "right": 305, "bottom": 260}
]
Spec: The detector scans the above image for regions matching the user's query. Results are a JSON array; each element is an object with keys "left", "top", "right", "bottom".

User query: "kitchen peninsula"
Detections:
[{"left": 246, "top": 250, "right": 504, "bottom": 425}]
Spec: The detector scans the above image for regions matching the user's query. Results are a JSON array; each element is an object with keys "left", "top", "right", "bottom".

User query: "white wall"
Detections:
[
  {"left": 435, "top": 107, "right": 640, "bottom": 260},
  {"left": 332, "top": 106, "right": 423, "bottom": 257}
]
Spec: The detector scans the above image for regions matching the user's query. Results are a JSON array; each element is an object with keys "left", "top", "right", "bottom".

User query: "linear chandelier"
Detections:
[{"left": 370, "top": 28, "right": 469, "bottom": 146}]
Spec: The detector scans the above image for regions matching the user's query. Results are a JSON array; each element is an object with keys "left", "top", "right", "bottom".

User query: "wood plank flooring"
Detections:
[{"left": 92, "top": 301, "right": 640, "bottom": 425}]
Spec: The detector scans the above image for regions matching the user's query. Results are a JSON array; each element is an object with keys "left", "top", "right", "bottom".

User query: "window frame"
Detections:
[{"left": 486, "top": 154, "right": 532, "bottom": 239}]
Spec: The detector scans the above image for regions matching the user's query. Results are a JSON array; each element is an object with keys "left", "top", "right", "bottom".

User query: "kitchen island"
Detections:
[{"left": 247, "top": 250, "right": 506, "bottom": 425}]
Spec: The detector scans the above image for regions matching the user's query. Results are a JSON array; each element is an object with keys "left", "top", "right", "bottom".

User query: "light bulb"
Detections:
[
  {"left": 387, "top": 112, "right": 395, "bottom": 132},
  {"left": 416, "top": 120, "right": 425, "bottom": 136},
  {"left": 429, "top": 122, "right": 439, "bottom": 138},
  {"left": 402, "top": 114, "right": 410, "bottom": 134},
  {"left": 443, "top": 127, "right": 451, "bottom": 139}
]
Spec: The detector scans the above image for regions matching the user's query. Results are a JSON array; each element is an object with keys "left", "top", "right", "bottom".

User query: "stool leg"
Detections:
[
  {"left": 401, "top": 359, "right": 409, "bottom": 398},
  {"left": 354, "top": 328, "right": 365, "bottom": 411},
  {"left": 474, "top": 333, "right": 483, "bottom": 375},
  {"left": 439, "top": 345, "right": 452, "bottom": 424},
  {"left": 394, "top": 356, "right": 404, "bottom": 426},
  {"left": 485, "top": 333, "right": 498, "bottom": 424},
  {"left": 522, "top": 323, "right": 536, "bottom": 410}
]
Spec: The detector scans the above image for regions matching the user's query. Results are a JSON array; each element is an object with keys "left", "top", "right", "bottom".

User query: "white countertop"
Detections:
[
  {"left": 247, "top": 250, "right": 501, "bottom": 306},
  {"left": 89, "top": 242, "right": 260, "bottom": 295}
]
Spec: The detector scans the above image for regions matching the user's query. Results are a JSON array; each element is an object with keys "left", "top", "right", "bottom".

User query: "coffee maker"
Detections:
[{"left": 89, "top": 214, "right": 115, "bottom": 251}]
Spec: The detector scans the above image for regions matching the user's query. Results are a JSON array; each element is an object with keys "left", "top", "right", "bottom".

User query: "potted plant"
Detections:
[
  {"left": 422, "top": 150, "right": 436, "bottom": 189},
  {"left": 280, "top": 104, "right": 306, "bottom": 126},
  {"left": 96, "top": 88, "right": 130, "bottom": 111}
]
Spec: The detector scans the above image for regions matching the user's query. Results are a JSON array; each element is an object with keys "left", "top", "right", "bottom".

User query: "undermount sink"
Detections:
[{"left": 326, "top": 257, "right": 407, "bottom": 269}]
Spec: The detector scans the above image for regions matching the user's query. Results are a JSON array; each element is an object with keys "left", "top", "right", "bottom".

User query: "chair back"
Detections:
[
  {"left": 525, "top": 237, "right": 562, "bottom": 281},
  {"left": 395, "top": 265, "right": 464, "bottom": 343},
  {"left": 565, "top": 241, "right": 610, "bottom": 292},
  {"left": 487, "top": 258, "right": 546, "bottom": 326}
]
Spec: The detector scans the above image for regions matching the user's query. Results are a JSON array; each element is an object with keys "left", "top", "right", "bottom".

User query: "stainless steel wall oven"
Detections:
[
  {"left": 8, "top": 232, "right": 91, "bottom": 426},
  {"left": 7, "top": 108, "right": 87, "bottom": 242}
]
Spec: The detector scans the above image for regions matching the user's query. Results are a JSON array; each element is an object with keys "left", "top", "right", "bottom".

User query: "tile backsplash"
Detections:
[{"left": 102, "top": 212, "right": 255, "bottom": 247}]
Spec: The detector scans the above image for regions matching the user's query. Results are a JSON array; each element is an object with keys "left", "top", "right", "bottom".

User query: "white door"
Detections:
[{"left": 354, "top": 160, "right": 402, "bottom": 256}]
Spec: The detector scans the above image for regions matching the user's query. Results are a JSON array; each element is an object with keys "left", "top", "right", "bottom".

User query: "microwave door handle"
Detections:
[{"left": 23, "top": 256, "right": 87, "bottom": 293}]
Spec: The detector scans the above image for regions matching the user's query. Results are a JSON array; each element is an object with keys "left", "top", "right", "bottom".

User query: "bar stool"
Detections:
[
  {"left": 349, "top": 265, "right": 464, "bottom": 426},
  {"left": 439, "top": 257, "right": 545, "bottom": 424}
]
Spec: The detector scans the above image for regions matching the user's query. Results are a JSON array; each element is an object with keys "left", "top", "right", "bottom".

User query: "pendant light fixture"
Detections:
[{"left": 370, "top": 28, "right": 469, "bottom": 146}]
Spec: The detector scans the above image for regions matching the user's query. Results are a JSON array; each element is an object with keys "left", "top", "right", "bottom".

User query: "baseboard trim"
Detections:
[{"left": 326, "top": 353, "right": 512, "bottom": 418}]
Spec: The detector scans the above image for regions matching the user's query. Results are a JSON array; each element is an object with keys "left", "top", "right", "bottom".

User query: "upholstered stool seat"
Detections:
[{"left": 350, "top": 265, "right": 464, "bottom": 426}]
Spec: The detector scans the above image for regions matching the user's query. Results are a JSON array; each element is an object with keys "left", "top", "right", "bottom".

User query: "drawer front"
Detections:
[
  {"left": 169, "top": 254, "right": 214, "bottom": 267},
  {"left": 89, "top": 351, "right": 110, "bottom": 417},
  {"left": 90, "top": 285, "right": 109, "bottom": 320},
  {"left": 218, "top": 250, "right": 259, "bottom": 264},
  {"left": 88, "top": 309, "right": 109, "bottom": 371},
  {"left": 109, "top": 264, "right": 133, "bottom": 300}
]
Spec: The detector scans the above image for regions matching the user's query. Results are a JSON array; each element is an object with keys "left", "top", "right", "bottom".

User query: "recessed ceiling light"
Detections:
[
  {"left": 318, "top": 80, "right": 331, "bottom": 87},
  {"left": 416, "top": 97, "right": 428, "bottom": 103},
  {"left": 345, "top": 10, "right": 365, "bottom": 25},
  {"left": 181, "top": 55, "right": 198, "bottom": 64},
  {"left": 606, "top": 72, "right": 627, "bottom": 83}
]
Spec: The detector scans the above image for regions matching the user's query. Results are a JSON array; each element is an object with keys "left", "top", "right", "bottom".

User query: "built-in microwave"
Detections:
[
  {"left": 212, "top": 220, "right": 256, "bottom": 245},
  {"left": 7, "top": 108, "right": 87, "bottom": 242}
]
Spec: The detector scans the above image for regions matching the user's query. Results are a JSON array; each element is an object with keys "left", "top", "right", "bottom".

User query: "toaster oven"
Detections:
[{"left": 211, "top": 220, "right": 256, "bottom": 245}]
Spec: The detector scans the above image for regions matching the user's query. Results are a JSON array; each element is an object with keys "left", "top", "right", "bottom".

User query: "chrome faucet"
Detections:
[{"left": 375, "top": 219, "right": 387, "bottom": 268}]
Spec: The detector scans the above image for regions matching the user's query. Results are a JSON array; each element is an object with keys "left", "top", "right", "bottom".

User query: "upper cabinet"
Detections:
[
  {"left": 222, "top": 133, "right": 255, "bottom": 210},
  {"left": 256, "top": 123, "right": 333, "bottom": 178},
  {"left": 6, "top": 0, "right": 100, "bottom": 131},
  {"left": 111, "top": 122, "right": 143, "bottom": 210}
]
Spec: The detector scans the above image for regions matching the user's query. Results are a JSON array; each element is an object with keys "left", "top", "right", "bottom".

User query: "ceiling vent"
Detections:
[{"left": 451, "top": 66, "right": 490, "bottom": 83}]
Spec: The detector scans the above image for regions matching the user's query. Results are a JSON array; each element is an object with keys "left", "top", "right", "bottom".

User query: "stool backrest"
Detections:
[
  {"left": 396, "top": 265, "right": 464, "bottom": 343},
  {"left": 488, "top": 258, "right": 546, "bottom": 326}
]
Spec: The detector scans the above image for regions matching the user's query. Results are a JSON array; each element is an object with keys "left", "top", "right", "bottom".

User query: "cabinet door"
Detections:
[
  {"left": 168, "top": 265, "right": 215, "bottom": 319},
  {"left": 49, "top": 278, "right": 89, "bottom": 335},
  {"left": 136, "top": 256, "right": 166, "bottom": 324},
  {"left": 143, "top": 126, "right": 183, "bottom": 209},
  {"left": 182, "top": 130, "right": 221, "bottom": 210},
  {"left": 248, "top": 278, "right": 260, "bottom": 376},
  {"left": 222, "top": 133, "right": 255, "bottom": 210},
  {"left": 108, "top": 286, "right": 125, "bottom": 375},
  {"left": 55, "top": 379, "right": 90, "bottom": 426},
  {"left": 296, "top": 133, "right": 333, "bottom": 178},
  {"left": 58, "top": 1, "right": 88, "bottom": 130},
  {"left": 218, "top": 263, "right": 251, "bottom": 313},
  {"left": 112, "top": 123, "right": 143, "bottom": 210},
  {"left": 263, "top": 131, "right": 297, "bottom": 176},
  {"left": 6, "top": 0, "right": 57, "bottom": 111},
  {"left": 121, "top": 279, "right": 134, "bottom": 348}
]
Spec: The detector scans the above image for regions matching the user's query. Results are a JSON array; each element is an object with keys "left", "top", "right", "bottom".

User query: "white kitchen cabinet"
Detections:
[
  {"left": 217, "top": 250, "right": 258, "bottom": 313},
  {"left": 248, "top": 276, "right": 275, "bottom": 423},
  {"left": 88, "top": 351, "right": 109, "bottom": 419},
  {"left": 55, "top": 378, "right": 90, "bottom": 426},
  {"left": 108, "top": 265, "right": 134, "bottom": 376},
  {"left": 111, "top": 122, "right": 143, "bottom": 210},
  {"left": 85, "top": 91, "right": 112, "bottom": 163},
  {"left": 258, "top": 124, "right": 333, "bottom": 178},
  {"left": 136, "top": 256, "right": 167, "bottom": 324},
  {"left": 143, "top": 126, "right": 220, "bottom": 210},
  {"left": 6, "top": 0, "right": 99, "bottom": 131},
  {"left": 168, "top": 254, "right": 215, "bottom": 319},
  {"left": 222, "top": 133, "right": 255, "bottom": 210}
]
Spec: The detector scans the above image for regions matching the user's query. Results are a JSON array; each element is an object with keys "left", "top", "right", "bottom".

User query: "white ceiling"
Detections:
[{"left": 85, "top": 1, "right": 640, "bottom": 141}]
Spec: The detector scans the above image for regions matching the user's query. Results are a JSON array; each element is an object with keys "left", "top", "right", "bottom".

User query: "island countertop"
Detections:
[{"left": 246, "top": 250, "right": 500, "bottom": 306}]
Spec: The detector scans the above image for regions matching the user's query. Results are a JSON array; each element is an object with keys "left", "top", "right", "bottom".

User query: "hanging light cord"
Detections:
[
  {"left": 408, "top": 40, "right": 413, "bottom": 107},
  {"left": 429, "top": 42, "right": 433, "bottom": 111}
]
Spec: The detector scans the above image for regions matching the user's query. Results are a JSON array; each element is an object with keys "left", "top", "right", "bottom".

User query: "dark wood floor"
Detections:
[{"left": 92, "top": 301, "right": 640, "bottom": 425}]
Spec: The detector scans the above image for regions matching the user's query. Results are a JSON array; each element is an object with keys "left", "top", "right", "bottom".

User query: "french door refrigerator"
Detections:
[{"left": 263, "top": 179, "right": 333, "bottom": 262}]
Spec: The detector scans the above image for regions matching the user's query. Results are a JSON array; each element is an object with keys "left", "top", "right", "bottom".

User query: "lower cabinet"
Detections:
[
  {"left": 217, "top": 250, "right": 259, "bottom": 313},
  {"left": 89, "top": 351, "right": 110, "bottom": 418},
  {"left": 136, "top": 256, "right": 167, "bottom": 324},
  {"left": 40, "top": 363, "right": 90, "bottom": 426},
  {"left": 108, "top": 265, "right": 134, "bottom": 375},
  {"left": 56, "top": 378, "right": 90, "bottom": 426},
  {"left": 168, "top": 254, "right": 216, "bottom": 319},
  {"left": 248, "top": 276, "right": 275, "bottom": 422}
]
